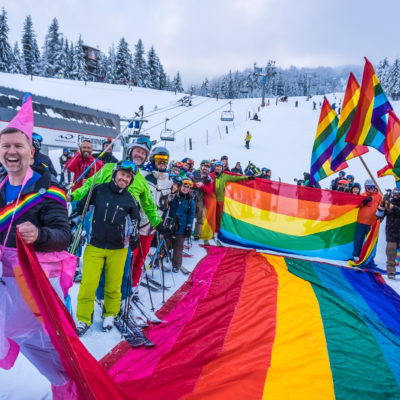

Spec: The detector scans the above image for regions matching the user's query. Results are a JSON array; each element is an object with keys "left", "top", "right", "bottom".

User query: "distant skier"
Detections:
[
  {"left": 32, "top": 132, "right": 58, "bottom": 177},
  {"left": 253, "top": 113, "right": 259, "bottom": 121},
  {"left": 59, "top": 148, "right": 72, "bottom": 185},
  {"left": 245, "top": 131, "right": 252, "bottom": 149},
  {"left": 303, "top": 172, "right": 320, "bottom": 188},
  {"left": 231, "top": 162, "right": 243, "bottom": 174},
  {"left": 295, "top": 100, "right": 298, "bottom": 107},
  {"left": 313, "top": 101, "right": 317, "bottom": 110}
]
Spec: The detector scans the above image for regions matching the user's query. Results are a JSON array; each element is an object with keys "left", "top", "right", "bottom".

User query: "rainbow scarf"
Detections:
[
  {"left": 0, "top": 186, "right": 67, "bottom": 234},
  {"left": 103, "top": 247, "right": 400, "bottom": 399},
  {"left": 218, "top": 179, "right": 365, "bottom": 261}
]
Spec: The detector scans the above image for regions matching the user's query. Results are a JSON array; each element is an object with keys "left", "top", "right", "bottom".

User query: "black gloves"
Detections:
[
  {"left": 129, "top": 235, "right": 140, "bottom": 250},
  {"left": 156, "top": 223, "right": 170, "bottom": 235},
  {"left": 247, "top": 176, "right": 256, "bottom": 180},
  {"left": 362, "top": 196, "right": 372, "bottom": 206},
  {"left": 184, "top": 226, "right": 192, "bottom": 238}
]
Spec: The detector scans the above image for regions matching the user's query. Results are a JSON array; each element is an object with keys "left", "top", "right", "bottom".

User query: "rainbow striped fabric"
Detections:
[
  {"left": 378, "top": 110, "right": 400, "bottom": 178},
  {"left": 217, "top": 179, "right": 363, "bottom": 261},
  {"left": 346, "top": 58, "right": 393, "bottom": 153},
  {"left": 103, "top": 247, "right": 400, "bottom": 399},
  {"left": 0, "top": 186, "right": 67, "bottom": 234},
  {"left": 331, "top": 73, "right": 368, "bottom": 171},
  {"left": 309, "top": 98, "right": 347, "bottom": 184}
]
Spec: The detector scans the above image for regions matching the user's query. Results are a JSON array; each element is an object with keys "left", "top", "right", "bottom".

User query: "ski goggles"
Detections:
[
  {"left": 175, "top": 161, "right": 184, "bottom": 168},
  {"left": 120, "top": 160, "right": 138, "bottom": 174},
  {"left": 186, "top": 159, "right": 194, "bottom": 165},
  {"left": 154, "top": 155, "right": 169, "bottom": 163},
  {"left": 214, "top": 161, "right": 223, "bottom": 167},
  {"left": 365, "top": 185, "right": 375, "bottom": 190},
  {"left": 136, "top": 137, "right": 152, "bottom": 151},
  {"left": 32, "top": 133, "right": 43, "bottom": 142},
  {"left": 182, "top": 179, "right": 193, "bottom": 188}
]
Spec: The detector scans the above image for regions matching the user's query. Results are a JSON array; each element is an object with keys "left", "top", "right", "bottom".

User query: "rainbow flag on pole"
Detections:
[
  {"left": 217, "top": 179, "right": 365, "bottom": 261},
  {"left": 331, "top": 73, "right": 369, "bottom": 171},
  {"left": 346, "top": 57, "right": 393, "bottom": 153},
  {"left": 309, "top": 98, "right": 347, "bottom": 184},
  {"left": 378, "top": 110, "right": 400, "bottom": 178},
  {"left": 104, "top": 247, "right": 400, "bottom": 399}
]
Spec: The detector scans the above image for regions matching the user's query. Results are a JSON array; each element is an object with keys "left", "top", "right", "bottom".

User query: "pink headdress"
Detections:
[{"left": 4, "top": 93, "right": 33, "bottom": 144}]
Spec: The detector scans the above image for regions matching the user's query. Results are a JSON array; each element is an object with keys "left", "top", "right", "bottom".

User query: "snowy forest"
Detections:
[{"left": 0, "top": 7, "right": 399, "bottom": 100}]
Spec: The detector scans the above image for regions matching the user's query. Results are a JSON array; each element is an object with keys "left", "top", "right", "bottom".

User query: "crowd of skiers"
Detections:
[{"left": 0, "top": 95, "right": 399, "bottom": 397}]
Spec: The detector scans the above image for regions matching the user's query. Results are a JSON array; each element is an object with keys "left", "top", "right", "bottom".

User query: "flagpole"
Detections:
[{"left": 359, "top": 154, "right": 383, "bottom": 194}]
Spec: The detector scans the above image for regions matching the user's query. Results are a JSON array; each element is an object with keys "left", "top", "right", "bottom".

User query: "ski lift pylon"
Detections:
[
  {"left": 160, "top": 118, "right": 175, "bottom": 141},
  {"left": 220, "top": 101, "right": 234, "bottom": 122}
]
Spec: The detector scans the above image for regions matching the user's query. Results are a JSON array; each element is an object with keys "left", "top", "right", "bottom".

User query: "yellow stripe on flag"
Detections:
[{"left": 261, "top": 254, "right": 334, "bottom": 400}]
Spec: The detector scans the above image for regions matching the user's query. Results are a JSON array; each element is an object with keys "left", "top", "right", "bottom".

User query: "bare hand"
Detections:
[{"left": 17, "top": 221, "right": 39, "bottom": 244}]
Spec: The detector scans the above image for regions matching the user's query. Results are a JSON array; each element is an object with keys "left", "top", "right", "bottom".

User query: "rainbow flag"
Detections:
[
  {"left": 331, "top": 73, "right": 369, "bottom": 171},
  {"left": 200, "top": 192, "right": 217, "bottom": 240},
  {"left": 218, "top": 179, "right": 364, "bottom": 261},
  {"left": 378, "top": 110, "right": 400, "bottom": 178},
  {"left": 309, "top": 98, "right": 347, "bottom": 185},
  {"left": 103, "top": 247, "right": 400, "bottom": 399},
  {"left": 346, "top": 58, "right": 393, "bottom": 153}
]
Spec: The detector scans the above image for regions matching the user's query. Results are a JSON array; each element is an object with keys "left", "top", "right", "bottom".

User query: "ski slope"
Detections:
[{"left": 0, "top": 72, "right": 400, "bottom": 399}]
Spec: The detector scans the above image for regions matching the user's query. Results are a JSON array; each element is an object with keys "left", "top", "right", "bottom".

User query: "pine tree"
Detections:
[
  {"left": 133, "top": 38, "right": 147, "bottom": 86},
  {"left": 9, "top": 42, "right": 24, "bottom": 74},
  {"left": 21, "top": 15, "right": 40, "bottom": 75},
  {"left": 172, "top": 72, "right": 184, "bottom": 93},
  {"left": 146, "top": 46, "right": 160, "bottom": 88},
  {"left": 71, "top": 35, "right": 88, "bottom": 81},
  {"left": 42, "top": 18, "right": 62, "bottom": 77},
  {"left": 0, "top": 8, "right": 12, "bottom": 72},
  {"left": 276, "top": 73, "right": 284, "bottom": 96},
  {"left": 388, "top": 58, "right": 400, "bottom": 100},
  {"left": 54, "top": 37, "right": 68, "bottom": 78},
  {"left": 200, "top": 77, "right": 209, "bottom": 96},
  {"left": 104, "top": 45, "right": 116, "bottom": 83},
  {"left": 115, "top": 37, "right": 133, "bottom": 84},
  {"left": 377, "top": 57, "right": 391, "bottom": 94},
  {"left": 65, "top": 40, "right": 74, "bottom": 78},
  {"left": 158, "top": 62, "right": 168, "bottom": 90}
]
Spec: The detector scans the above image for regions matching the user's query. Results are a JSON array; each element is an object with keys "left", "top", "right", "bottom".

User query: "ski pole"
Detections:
[
  {"left": 70, "top": 113, "right": 139, "bottom": 188},
  {"left": 122, "top": 251, "right": 135, "bottom": 334}
]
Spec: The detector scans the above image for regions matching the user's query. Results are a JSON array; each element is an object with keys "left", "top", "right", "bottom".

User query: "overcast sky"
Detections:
[{"left": 1, "top": 0, "right": 399, "bottom": 86}]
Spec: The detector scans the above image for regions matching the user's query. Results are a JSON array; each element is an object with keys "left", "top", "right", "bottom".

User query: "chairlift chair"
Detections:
[
  {"left": 220, "top": 101, "right": 234, "bottom": 122},
  {"left": 160, "top": 118, "right": 176, "bottom": 141}
]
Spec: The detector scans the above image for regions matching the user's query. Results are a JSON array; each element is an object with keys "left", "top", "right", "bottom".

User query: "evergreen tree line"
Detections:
[
  {"left": 0, "top": 8, "right": 184, "bottom": 92},
  {"left": 377, "top": 57, "right": 400, "bottom": 100},
  {"left": 192, "top": 61, "right": 367, "bottom": 99}
]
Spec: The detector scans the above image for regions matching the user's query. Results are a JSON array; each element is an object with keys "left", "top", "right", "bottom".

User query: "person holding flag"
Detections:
[{"left": 0, "top": 94, "right": 77, "bottom": 398}]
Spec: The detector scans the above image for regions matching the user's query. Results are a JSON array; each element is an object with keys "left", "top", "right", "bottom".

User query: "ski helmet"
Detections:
[
  {"left": 63, "top": 148, "right": 69, "bottom": 153},
  {"left": 364, "top": 179, "right": 375, "bottom": 189},
  {"left": 214, "top": 161, "right": 223, "bottom": 167},
  {"left": 112, "top": 160, "right": 137, "bottom": 184},
  {"left": 339, "top": 171, "right": 346, "bottom": 177},
  {"left": 351, "top": 182, "right": 361, "bottom": 191},
  {"left": 150, "top": 146, "right": 169, "bottom": 166},
  {"left": 127, "top": 136, "right": 152, "bottom": 162},
  {"left": 32, "top": 132, "right": 42, "bottom": 151},
  {"left": 346, "top": 174, "right": 354, "bottom": 180},
  {"left": 200, "top": 159, "right": 211, "bottom": 166},
  {"left": 171, "top": 175, "right": 183, "bottom": 186},
  {"left": 182, "top": 157, "right": 194, "bottom": 165}
]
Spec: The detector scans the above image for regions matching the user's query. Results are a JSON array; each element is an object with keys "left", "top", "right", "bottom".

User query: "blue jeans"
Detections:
[
  {"left": 352, "top": 222, "right": 371, "bottom": 258},
  {"left": 96, "top": 248, "right": 132, "bottom": 301}
]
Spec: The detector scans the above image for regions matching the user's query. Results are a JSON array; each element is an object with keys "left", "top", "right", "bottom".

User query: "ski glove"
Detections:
[
  {"left": 184, "top": 226, "right": 192, "bottom": 238},
  {"left": 129, "top": 235, "right": 140, "bottom": 250},
  {"left": 362, "top": 196, "right": 372, "bottom": 206},
  {"left": 247, "top": 176, "right": 256, "bottom": 180},
  {"left": 156, "top": 223, "right": 170, "bottom": 236}
]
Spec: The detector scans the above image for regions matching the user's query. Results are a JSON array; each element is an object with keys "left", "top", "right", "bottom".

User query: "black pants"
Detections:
[{"left": 171, "top": 234, "right": 186, "bottom": 268}]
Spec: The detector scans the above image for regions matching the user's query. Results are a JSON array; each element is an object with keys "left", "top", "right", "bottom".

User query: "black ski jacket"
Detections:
[
  {"left": 76, "top": 180, "right": 140, "bottom": 250},
  {"left": 94, "top": 152, "right": 119, "bottom": 164},
  {"left": 0, "top": 166, "right": 71, "bottom": 251},
  {"left": 380, "top": 197, "right": 400, "bottom": 243}
]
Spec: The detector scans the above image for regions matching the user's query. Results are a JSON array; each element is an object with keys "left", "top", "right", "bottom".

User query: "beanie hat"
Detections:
[{"left": 4, "top": 93, "right": 33, "bottom": 144}]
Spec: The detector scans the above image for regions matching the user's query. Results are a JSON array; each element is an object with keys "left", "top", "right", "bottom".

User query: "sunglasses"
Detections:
[
  {"left": 136, "top": 137, "right": 152, "bottom": 151},
  {"left": 202, "top": 164, "right": 211, "bottom": 168},
  {"left": 120, "top": 160, "right": 138, "bottom": 174}
]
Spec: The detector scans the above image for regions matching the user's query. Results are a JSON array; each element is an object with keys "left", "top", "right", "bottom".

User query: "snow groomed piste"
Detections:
[{"left": 17, "top": 232, "right": 400, "bottom": 399}]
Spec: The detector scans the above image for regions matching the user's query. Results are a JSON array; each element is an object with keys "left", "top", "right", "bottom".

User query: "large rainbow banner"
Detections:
[
  {"left": 103, "top": 247, "right": 400, "bottom": 399},
  {"left": 218, "top": 179, "right": 364, "bottom": 261}
]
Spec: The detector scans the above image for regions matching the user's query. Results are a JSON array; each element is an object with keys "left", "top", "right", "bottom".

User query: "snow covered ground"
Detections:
[{"left": 0, "top": 72, "right": 399, "bottom": 399}]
